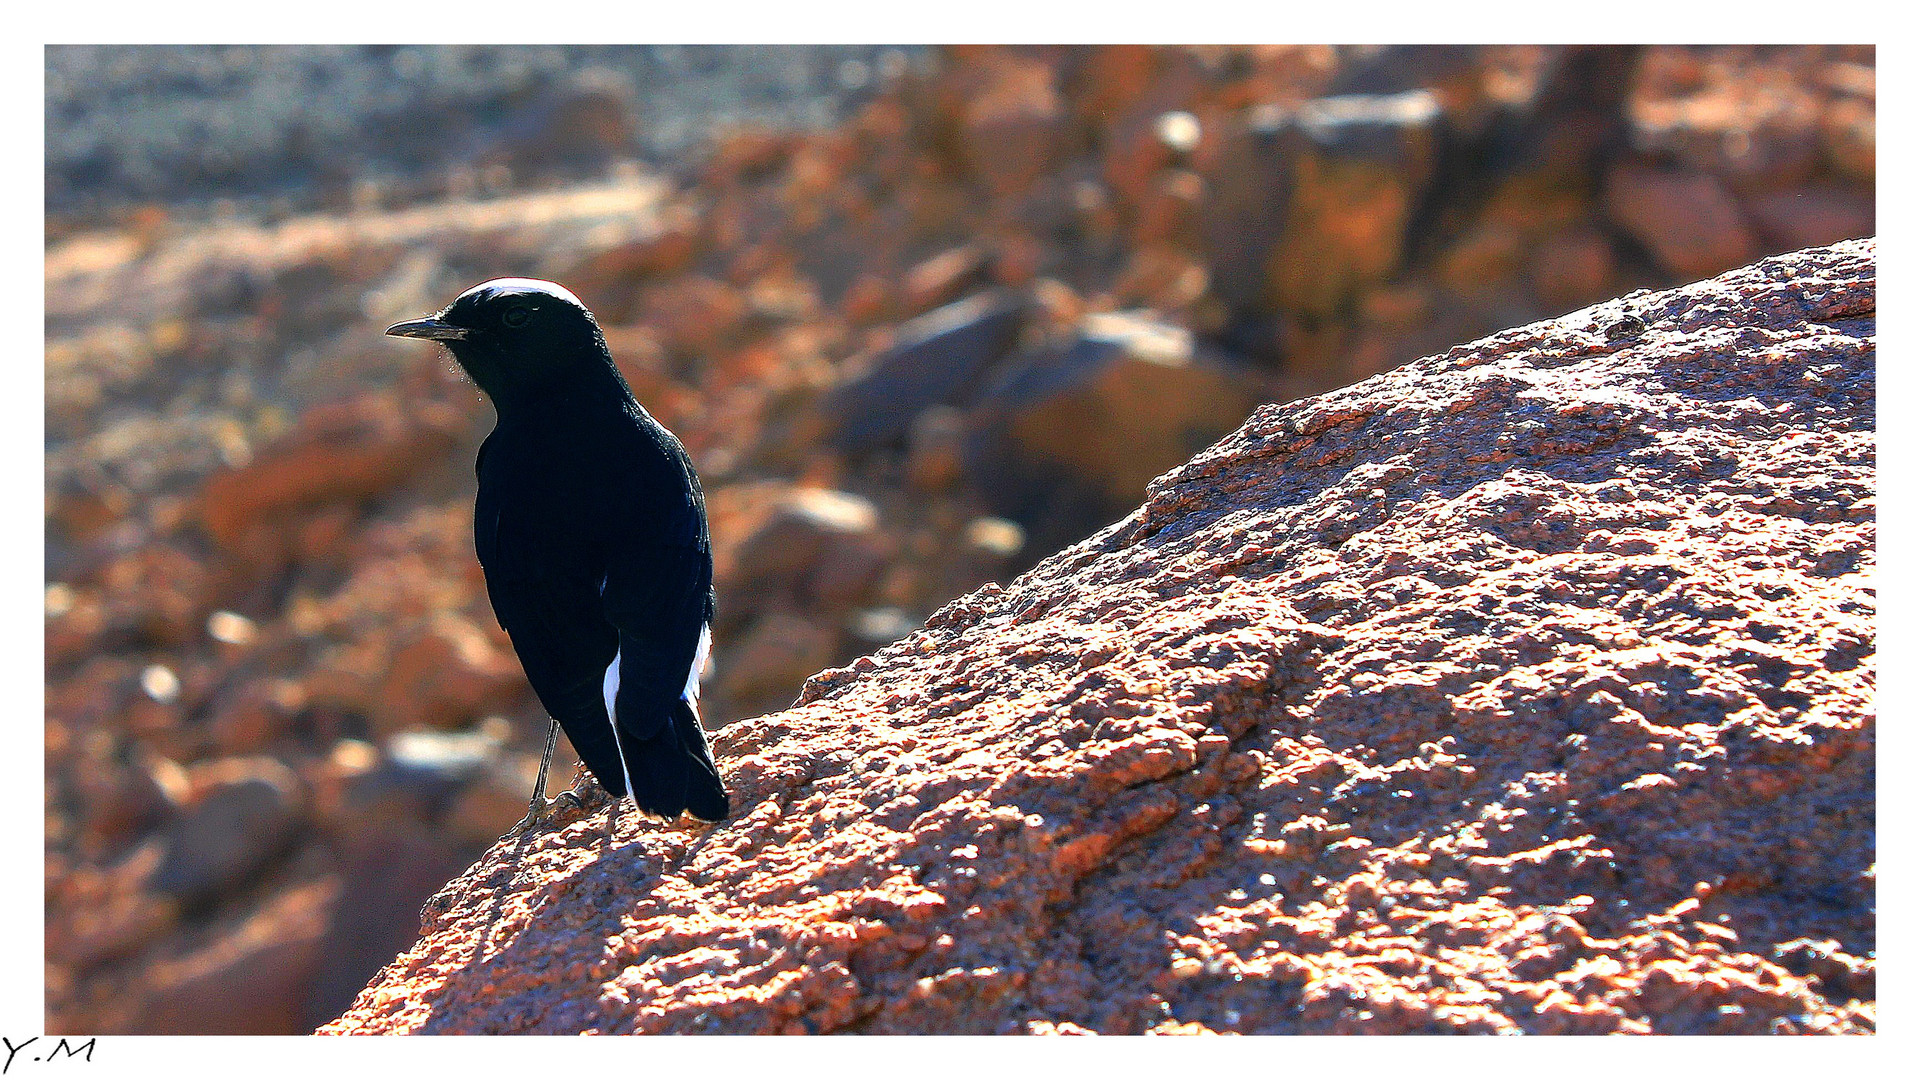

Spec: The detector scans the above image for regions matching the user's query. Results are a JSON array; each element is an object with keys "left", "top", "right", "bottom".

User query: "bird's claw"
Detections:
[
  {"left": 500, "top": 798, "right": 557, "bottom": 842},
  {"left": 500, "top": 789, "right": 596, "bottom": 842}
]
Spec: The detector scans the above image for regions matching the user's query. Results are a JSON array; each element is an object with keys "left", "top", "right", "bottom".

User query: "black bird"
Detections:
[{"left": 387, "top": 278, "right": 728, "bottom": 835}]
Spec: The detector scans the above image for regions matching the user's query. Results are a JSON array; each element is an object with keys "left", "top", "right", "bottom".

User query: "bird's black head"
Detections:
[{"left": 386, "top": 278, "right": 619, "bottom": 411}]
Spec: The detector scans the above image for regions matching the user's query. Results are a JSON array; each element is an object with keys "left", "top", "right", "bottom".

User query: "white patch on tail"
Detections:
[
  {"left": 684, "top": 622, "right": 711, "bottom": 702},
  {"left": 603, "top": 646, "right": 639, "bottom": 815},
  {"left": 601, "top": 647, "right": 619, "bottom": 721}
]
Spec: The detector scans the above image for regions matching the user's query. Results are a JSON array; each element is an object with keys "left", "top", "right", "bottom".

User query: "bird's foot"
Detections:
[
  {"left": 500, "top": 797, "right": 558, "bottom": 842},
  {"left": 502, "top": 788, "right": 604, "bottom": 841},
  {"left": 564, "top": 768, "right": 603, "bottom": 804}
]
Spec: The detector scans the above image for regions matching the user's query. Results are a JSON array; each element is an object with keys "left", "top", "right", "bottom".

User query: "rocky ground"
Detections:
[
  {"left": 46, "top": 45, "right": 924, "bottom": 222},
  {"left": 323, "top": 241, "right": 1875, "bottom": 1035},
  {"left": 45, "top": 45, "right": 1873, "bottom": 1033}
]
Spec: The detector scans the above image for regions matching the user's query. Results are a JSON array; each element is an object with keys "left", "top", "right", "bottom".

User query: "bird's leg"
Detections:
[
  {"left": 500, "top": 719, "right": 561, "bottom": 840},
  {"left": 607, "top": 793, "right": 621, "bottom": 847}
]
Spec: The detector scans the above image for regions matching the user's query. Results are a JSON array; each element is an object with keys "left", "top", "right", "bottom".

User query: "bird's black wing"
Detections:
[
  {"left": 473, "top": 460, "right": 626, "bottom": 797},
  {"left": 600, "top": 540, "right": 724, "bottom": 820},
  {"left": 484, "top": 570, "right": 628, "bottom": 792},
  {"left": 598, "top": 423, "right": 726, "bottom": 821}
]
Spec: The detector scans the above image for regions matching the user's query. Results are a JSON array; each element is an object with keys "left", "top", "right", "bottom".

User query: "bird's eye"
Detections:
[{"left": 502, "top": 306, "right": 532, "bottom": 328}]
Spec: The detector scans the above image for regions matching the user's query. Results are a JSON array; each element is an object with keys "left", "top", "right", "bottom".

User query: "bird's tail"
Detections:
[{"left": 620, "top": 698, "right": 729, "bottom": 823}]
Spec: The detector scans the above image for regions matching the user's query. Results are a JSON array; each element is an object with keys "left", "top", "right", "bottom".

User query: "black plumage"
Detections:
[{"left": 387, "top": 278, "right": 727, "bottom": 829}]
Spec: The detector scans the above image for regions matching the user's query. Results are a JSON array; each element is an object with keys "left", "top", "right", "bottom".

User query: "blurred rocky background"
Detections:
[{"left": 44, "top": 44, "right": 1874, "bottom": 1033}]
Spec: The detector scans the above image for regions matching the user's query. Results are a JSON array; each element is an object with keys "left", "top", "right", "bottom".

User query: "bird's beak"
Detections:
[{"left": 385, "top": 317, "right": 470, "bottom": 342}]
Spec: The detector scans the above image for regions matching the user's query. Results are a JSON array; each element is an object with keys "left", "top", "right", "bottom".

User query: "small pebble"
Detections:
[{"left": 140, "top": 664, "right": 181, "bottom": 704}]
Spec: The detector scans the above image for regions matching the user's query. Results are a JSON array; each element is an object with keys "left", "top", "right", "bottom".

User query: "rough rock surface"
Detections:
[
  {"left": 46, "top": 47, "right": 1876, "bottom": 1034},
  {"left": 323, "top": 241, "right": 1873, "bottom": 1035}
]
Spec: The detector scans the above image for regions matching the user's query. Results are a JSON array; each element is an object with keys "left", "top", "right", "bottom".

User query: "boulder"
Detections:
[
  {"left": 1198, "top": 89, "right": 1443, "bottom": 333},
  {"left": 1195, "top": 106, "right": 1293, "bottom": 325},
  {"left": 150, "top": 757, "right": 303, "bottom": 909},
  {"left": 1266, "top": 91, "right": 1443, "bottom": 319},
  {"left": 310, "top": 819, "right": 477, "bottom": 1030},
  {"left": 371, "top": 615, "right": 525, "bottom": 738},
  {"left": 1531, "top": 225, "right": 1619, "bottom": 308},
  {"left": 1604, "top": 165, "right": 1761, "bottom": 281},
  {"left": 954, "top": 50, "right": 1068, "bottom": 198},
  {"left": 207, "top": 678, "right": 306, "bottom": 756},
  {"left": 724, "top": 487, "right": 890, "bottom": 615},
  {"left": 117, "top": 878, "right": 338, "bottom": 1035},
  {"left": 712, "top": 610, "right": 842, "bottom": 717},
  {"left": 197, "top": 392, "right": 464, "bottom": 556},
  {"left": 966, "top": 310, "right": 1267, "bottom": 553},
  {"left": 492, "top": 66, "right": 640, "bottom": 171},
  {"left": 323, "top": 241, "right": 1876, "bottom": 1036},
  {"left": 821, "top": 291, "right": 1029, "bottom": 457},
  {"left": 1740, "top": 183, "right": 1874, "bottom": 255}
]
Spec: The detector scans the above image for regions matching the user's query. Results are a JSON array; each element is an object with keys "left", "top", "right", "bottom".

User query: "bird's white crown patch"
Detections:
[{"left": 459, "top": 278, "right": 586, "bottom": 310}]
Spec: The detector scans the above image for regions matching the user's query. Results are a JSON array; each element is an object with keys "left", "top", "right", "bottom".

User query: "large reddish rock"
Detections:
[
  {"left": 950, "top": 49, "right": 1068, "bottom": 198},
  {"left": 966, "top": 310, "right": 1268, "bottom": 554},
  {"left": 1604, "top": 165, "right": 1762, "bottom": 281},
  {"left": 371, "top": 615, "right": 525, "bottom": 738},
  {"left": 723, "top": 486, "right": 890, "bottom": 615},
  {"left": 116, "top": 877, "right": 339, "bottom": 1035},
  {"left": 1266, "top": 91, "right": 1443, "bottom": 319},
  {"left": 324, "top": 241, "right": 1872, "bottom": 1035},
  {"left": 197, "top": 391, "right": 464, "bottom": 555}
]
